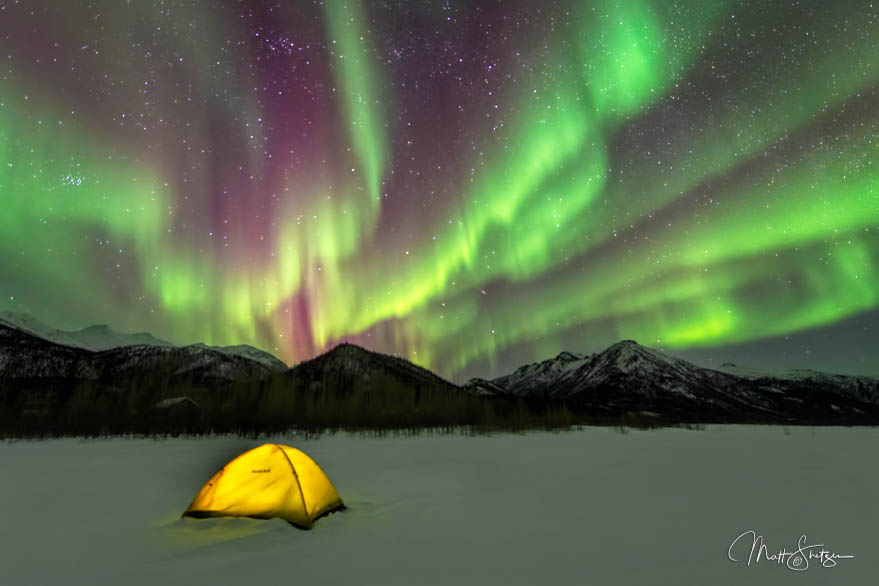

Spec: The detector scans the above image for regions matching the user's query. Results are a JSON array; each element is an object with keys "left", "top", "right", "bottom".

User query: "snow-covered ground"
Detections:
[{"left": 1, "top": 426, "right": 875, "bottom": 585}]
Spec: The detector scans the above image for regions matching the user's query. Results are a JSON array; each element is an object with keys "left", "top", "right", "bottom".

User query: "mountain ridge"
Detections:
[
  {"left": 0, "top": 311, "right": 286, "bottom": 370},
  {"left": 1, "top": 313, "right": 877, "bottom": 425},
  {"left": 0, "top": 321, "right": 286, "bottom": 383},
  {"left": 469, "top": 338, "right": 879, "bottom": 422}
]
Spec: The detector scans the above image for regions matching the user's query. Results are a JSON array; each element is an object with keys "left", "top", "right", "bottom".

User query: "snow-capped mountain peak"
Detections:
[
  {"left": 0, "top": 311, "right": 174, "bottom": 351},
  {"left": 470, "top": 340, "right": 879, "bottom": 422}
]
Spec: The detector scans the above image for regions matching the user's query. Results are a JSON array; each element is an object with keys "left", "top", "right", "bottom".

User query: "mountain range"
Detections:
[
  {"left": 0, "top": 311, "right": 287, "bottom": 379},
  {"left": 1, "top": 312, "right": 877, "bottom": 428},
  {"left": 467, "top": 340, "right": 879, "bottom": 422}
]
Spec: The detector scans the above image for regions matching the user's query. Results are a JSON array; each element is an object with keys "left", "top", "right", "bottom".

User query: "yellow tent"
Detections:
[{"left": 182, "top": 443, "right": 344, "bottom": 529}]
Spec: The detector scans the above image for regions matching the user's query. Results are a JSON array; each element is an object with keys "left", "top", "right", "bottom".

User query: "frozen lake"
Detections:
[{"left": 1, "top": 426, "right": 874, "bottom": 585}]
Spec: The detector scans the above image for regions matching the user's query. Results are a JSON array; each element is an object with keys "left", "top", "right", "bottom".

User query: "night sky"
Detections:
[{"left": 1, "top": 0, "right": 877, "bottom": 380}]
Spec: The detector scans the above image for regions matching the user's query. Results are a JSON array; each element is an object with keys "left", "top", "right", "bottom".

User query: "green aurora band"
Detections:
[{"left": 0, "top": 0, "right": 876, "bottom": 377}]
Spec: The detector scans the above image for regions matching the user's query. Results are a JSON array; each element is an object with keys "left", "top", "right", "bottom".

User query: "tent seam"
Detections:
[{"left": 274, "top": 443, "right": 310, "bottom": 522}]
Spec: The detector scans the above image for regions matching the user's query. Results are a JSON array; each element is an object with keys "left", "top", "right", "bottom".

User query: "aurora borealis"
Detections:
[{"left": 1, "top": 0, "right": 877, "bottom": 379}]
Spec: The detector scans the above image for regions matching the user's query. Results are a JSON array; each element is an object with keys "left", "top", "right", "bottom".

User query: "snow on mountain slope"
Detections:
[
  {"left": 470, "top": 340, "right": 879, "bottom": 422},
  {"left": 0, "top": 322, "right": 285, "bottom": 382},
  {"left": 0, "top": 312, "right": 172, "bottom": 350},
  {"left": 0, "top": 312, "right": 85, "bottom": 348},
  {"left": 482, "top": 350, "right": 588, "bottom": 398},
  {"left": 190, "top": 343, "right": 288, "bottom": 371},
  {"left": 67, "top": 324, "right": 173, "bottom": 351},
  {"left": 0, "top": 312, "right": 287, "bottom": 371},
  {"left": 98, "top": 343, "right": 286, "bottom": 380}
]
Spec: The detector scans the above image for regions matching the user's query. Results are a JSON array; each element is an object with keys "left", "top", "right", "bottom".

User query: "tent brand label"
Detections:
[{"left": 251, "top": 468, "right": 271, "bottom": 473}]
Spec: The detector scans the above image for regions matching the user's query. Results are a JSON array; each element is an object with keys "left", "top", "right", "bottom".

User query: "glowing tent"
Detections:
[{"left": 182, "top": 443, "right": 344, "bottom": 529}]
